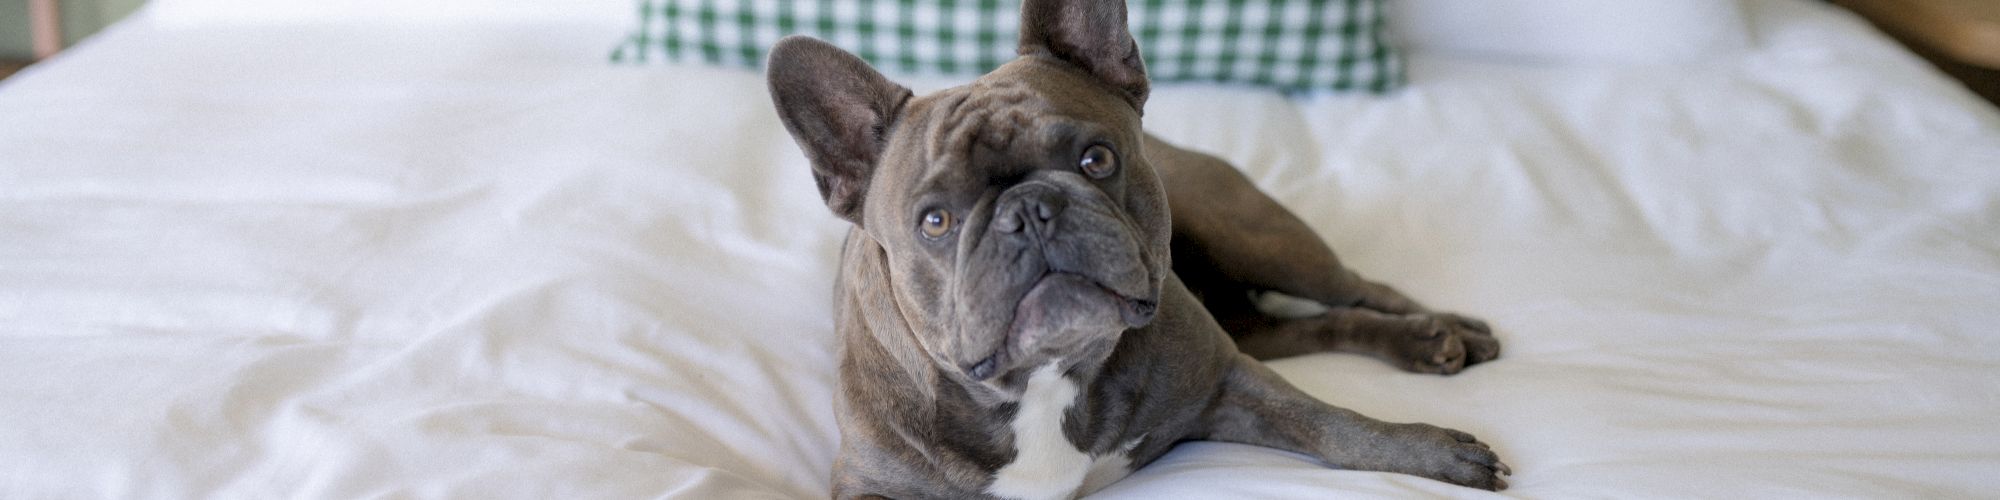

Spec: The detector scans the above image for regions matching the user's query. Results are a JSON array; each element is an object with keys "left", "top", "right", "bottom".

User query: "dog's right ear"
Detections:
[
  {"left": 767, "top": 36, "right": 912, "bottom": 227},
  {"left": 1018, "top": 0, "right": 1149, "bottom": 112}
]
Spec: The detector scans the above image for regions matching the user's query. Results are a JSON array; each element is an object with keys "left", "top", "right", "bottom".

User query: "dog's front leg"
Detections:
[{"left": 1197, "top": 354, "right": 1511, "bottom": 490}]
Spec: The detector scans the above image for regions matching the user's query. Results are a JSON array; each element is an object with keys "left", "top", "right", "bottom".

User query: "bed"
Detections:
[{"left": 2, "top": 0, "right": 1996, "bottom": 497}]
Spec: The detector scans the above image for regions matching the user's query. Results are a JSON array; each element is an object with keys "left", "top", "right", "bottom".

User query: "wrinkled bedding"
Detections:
[{"left": 2, "top": 0, "right": 1997, "bottom": 497}]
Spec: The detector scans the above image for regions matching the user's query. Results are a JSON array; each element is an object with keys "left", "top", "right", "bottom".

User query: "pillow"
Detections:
[
  {"left": 1388, "top": 0, "right": 1753, "bottom": 64},
  {"left": 612, "top": 0, "right": 1403, "bottom": 94},
  {"left": 142, "top": 0, "right": 633, "bottom": 27}
]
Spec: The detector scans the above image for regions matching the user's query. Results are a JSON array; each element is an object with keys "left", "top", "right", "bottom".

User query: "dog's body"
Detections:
[{"left": 769, "top": 1, "right": 1506, "bottom": 498}]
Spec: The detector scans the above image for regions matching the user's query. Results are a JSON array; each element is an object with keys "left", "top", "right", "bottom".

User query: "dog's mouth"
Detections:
[{"left": 963, "top": 270, "right": 1156, "bottom": 381}]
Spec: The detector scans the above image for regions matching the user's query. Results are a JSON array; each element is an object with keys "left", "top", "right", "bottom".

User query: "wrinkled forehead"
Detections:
[
  {"left": 975, "top": 56, "right": 1140, "bottom": 127},
  {"left": 885, "top": 57, "right": 1140, "bottom": 180}
]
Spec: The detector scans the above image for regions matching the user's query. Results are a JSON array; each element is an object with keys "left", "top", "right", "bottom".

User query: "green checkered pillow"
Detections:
[{"left": 612, "top": 0, "right": 1403, "bottom": 94}]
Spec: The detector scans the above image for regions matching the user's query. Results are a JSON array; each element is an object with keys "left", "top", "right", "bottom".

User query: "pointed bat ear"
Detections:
[
  {"left": 1017, "top": 0, "right": 1150, "bottom": 112},
  {"left": 767, "top": 36, "right": 913, "bottom": 226}
]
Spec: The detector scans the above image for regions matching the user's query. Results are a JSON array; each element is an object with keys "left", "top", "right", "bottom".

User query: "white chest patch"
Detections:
[{"left": 985, "top": 362, "right": 1138, "bottom": 500}]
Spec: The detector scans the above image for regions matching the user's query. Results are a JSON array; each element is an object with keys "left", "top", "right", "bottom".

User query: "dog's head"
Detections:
[{"left": 769, "top": 0, "right": 1167, "bottom": 387}]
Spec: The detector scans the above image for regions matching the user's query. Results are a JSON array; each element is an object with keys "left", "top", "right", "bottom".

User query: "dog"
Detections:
[{"left": 766, "top": 0, "right": 1506, "bottom": 497}]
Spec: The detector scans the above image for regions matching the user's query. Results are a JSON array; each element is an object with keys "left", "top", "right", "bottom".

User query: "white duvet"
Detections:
[{"left": 2, "top": 0, "right": 1997, "bottom": 497}]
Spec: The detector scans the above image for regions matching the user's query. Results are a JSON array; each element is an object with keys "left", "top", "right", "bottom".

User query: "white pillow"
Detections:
[
  {"left": 141, "top": 0, "right": 633, "bottom": 28},
  {"left": 1389, "top": 0, "right": 1753, "bottom": 64}
]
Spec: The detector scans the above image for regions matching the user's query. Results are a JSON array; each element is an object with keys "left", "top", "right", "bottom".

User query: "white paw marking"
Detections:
[
  {"left": 1253, "top": 290, "right": 1329, "bottom": 318},
  {"left": 986, "top": 361, "right": 1136, "bottom": 500}
]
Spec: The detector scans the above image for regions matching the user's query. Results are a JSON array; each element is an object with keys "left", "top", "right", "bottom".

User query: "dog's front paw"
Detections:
[
  {"left": 1390, "top": 313, "right": 1500, "bottom": 375},
  {"left": 1377, "top": 423, "right": 1511, "bottom": 491}
]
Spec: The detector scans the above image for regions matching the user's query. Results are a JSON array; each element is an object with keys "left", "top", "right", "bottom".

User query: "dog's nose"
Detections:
[{"left": 996, "top": 189, "right": 1066, "bottom": 235}]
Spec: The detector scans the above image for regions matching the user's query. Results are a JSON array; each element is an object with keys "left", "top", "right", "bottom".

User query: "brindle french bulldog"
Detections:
[{"left": 767, "top": 0, "right": 1507, "bottom": 497}]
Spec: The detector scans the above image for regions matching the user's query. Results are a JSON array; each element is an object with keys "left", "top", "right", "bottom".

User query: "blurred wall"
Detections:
[{"left": 1, "top": 0, "right": 147, "bottom": 60}]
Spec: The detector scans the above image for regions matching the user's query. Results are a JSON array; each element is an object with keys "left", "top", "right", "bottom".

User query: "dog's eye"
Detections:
[
  {"left": 1079, "top": 144, "right": 1117, "bottom": 179},
  {"left": 920, "top": 208, "right": 954, "bottom": 239}
]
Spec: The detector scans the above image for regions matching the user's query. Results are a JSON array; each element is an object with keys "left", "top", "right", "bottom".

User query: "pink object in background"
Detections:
[{"left": 29, "top": 0, "right": 63, "bottom": 59}]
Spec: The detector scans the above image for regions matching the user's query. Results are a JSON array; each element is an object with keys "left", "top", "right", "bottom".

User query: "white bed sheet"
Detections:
[{"left": 2, "top": 0, "right": 1997, "bottom": 497}]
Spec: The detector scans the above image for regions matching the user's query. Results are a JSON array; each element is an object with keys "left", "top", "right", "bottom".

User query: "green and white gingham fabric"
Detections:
[{"left": 611, "top": 0, "right": 1402, "bottom": 94}]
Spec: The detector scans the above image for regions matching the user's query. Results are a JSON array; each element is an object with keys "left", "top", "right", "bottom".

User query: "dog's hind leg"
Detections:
[
  {"left": 1148, "top": 134, "right": 1421, "bottom": 313},
  {"left": 1175, "top": 269, "right": 1494, "bottom": 372},
  {"left": 1219, "top": 303, "right": 1498, "bottom": 374},
  {"left": 1147, "top": 134, "right": 1498, "bottom": 370}
]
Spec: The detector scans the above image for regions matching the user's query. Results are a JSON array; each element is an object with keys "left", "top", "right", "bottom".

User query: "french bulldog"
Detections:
[{"left": 767, "top": 0, "right": 1506, "bottom": 497}]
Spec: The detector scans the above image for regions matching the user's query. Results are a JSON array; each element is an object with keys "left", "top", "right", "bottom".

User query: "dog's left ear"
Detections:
[{"left": 1018, "top": 0, "right": 1150, "bottom": 112}]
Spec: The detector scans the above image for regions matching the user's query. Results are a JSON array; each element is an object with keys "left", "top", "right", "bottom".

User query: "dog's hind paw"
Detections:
[{"left": 1391, "top": 313, "right": 1500, "bottom": 375}]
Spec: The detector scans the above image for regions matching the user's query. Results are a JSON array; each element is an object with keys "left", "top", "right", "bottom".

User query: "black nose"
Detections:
[{"left": 996, "top": 188, "right": 1067, "bottom": 235}]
